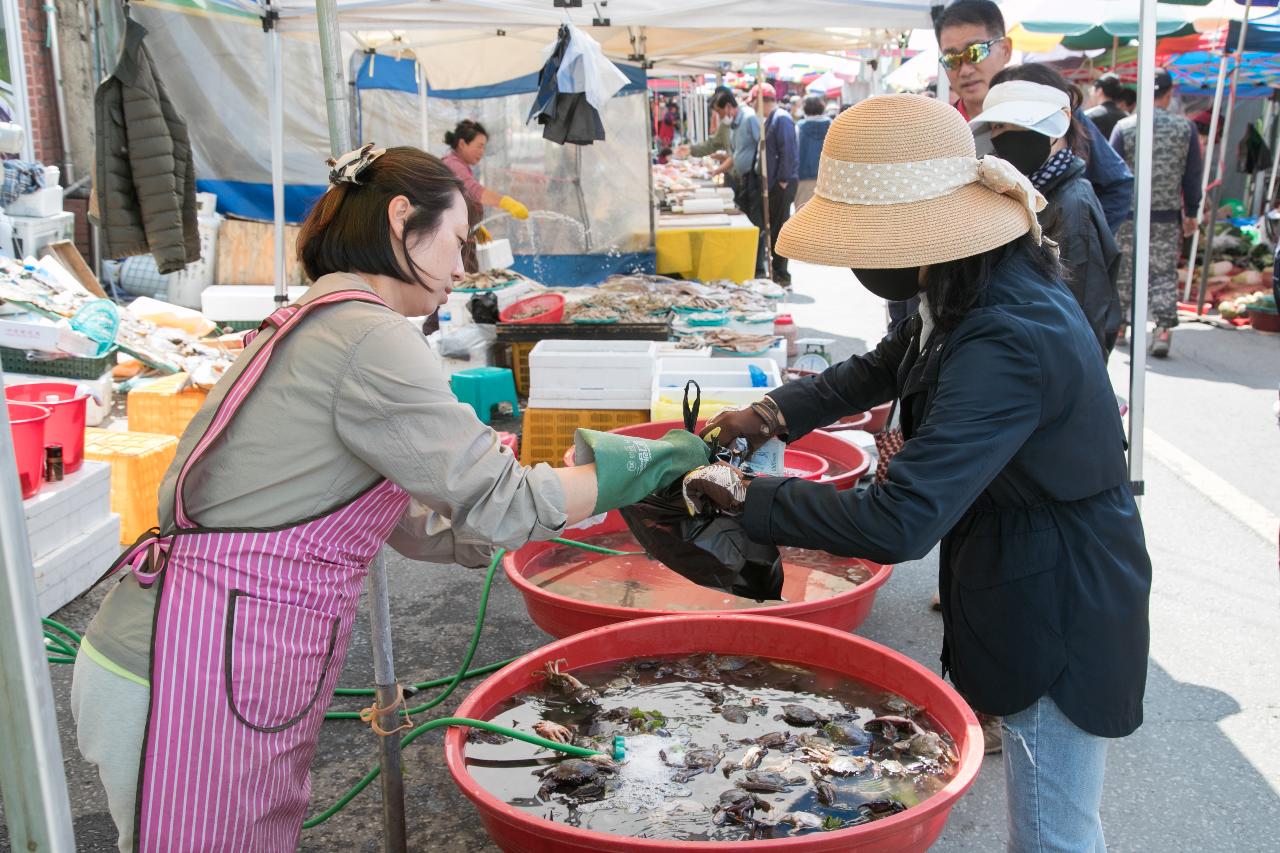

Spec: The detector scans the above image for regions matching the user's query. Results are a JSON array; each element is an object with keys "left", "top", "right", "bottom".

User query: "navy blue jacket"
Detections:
[
  {"left": 744, "top": 242, "right": 1151, "bottom": 738},
  {"left": 763, "top": 108, "right": 799, "bottom": 187},
  {"left": 796, "top": 116, "right": 831, "bottom": 181}
]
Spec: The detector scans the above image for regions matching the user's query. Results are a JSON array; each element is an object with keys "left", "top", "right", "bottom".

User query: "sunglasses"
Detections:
[{"left": 938, "top": 38, "right": 1003, "bottom": 71}]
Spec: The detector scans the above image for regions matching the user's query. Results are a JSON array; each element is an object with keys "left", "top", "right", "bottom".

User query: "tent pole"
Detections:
[
  {"left": 313, "top": 2, "right": 405, "bottom": 850},
  {"left": 417, "top": 60, "right": 429, "bottom": 151},
  {"left": 316, "top": 0, "right": 353, "bottom": 155},
  {"left": 1198, "top": 0, "right": 1253, "bottom": 317},
  {"left": 1184, "top": 51, "right": 1228, "bottom": 302},
  {"left": 266, "top": 10, "right": 287, "bottom": 305},
  {"left": 0, "top": 361, "right": 76, "bottom": 853},
  {"left": 1129, "top": 0, "right": 1158, "bottom": 502}
]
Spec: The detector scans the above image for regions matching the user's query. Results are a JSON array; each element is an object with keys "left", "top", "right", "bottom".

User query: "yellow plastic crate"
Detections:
[
  {"left": 127, "top": 372, "right": 208, "bottom": 437},
  {"left": 83, "top": 429, "right": 179, "bottom": 544},
  {"left": 519, "top": 408, "right": 650, "bottom": 468},
  {"left": 508, "top": 341, "right": 535, "bottom": 396}
]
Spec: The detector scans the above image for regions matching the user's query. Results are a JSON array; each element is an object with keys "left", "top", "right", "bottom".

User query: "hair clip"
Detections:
[{"left": 327, "top": 143, "right": 386, "bottom": 186}]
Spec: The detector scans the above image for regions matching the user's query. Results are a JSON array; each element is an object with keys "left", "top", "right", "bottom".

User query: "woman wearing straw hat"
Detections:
[{"left": 686, "top": 94, "right": 1151, "bottom": 852}]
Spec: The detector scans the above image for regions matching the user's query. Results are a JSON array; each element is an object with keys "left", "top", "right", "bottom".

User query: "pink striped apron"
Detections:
[{"left": 111, "top": 290, "right": 411, "bottom": 851}]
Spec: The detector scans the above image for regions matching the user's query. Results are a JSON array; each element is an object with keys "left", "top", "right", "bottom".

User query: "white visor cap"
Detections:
[{"left": 970, "top": 80, "right": 1072, "bottom": 139}]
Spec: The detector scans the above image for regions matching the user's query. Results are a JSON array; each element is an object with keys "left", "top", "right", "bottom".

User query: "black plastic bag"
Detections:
[
  {"left": 468, "top": 292, "right": 500, "bottom": 325},
  {"left": 619, "top": 381, "right": 784, "bottom": 601}
]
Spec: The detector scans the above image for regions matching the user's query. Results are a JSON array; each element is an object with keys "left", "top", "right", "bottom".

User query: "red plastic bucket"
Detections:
[
  {"left": 500, "top": 293, "right": 565, "bottom": 324},
  {"left": 445, "top": 613, "right": 983, "bottom": 853},
  {"left": 819, "top": 410, "right": 873, "bottom": 432},
  {"left": 7, "top": 401, "right": 52, "bottom": 499},
  {"left": 562, "top": 420, "right": 869, "bottom": 490},
  {"left": 505, "top": 510, "right": 891, "bottom": 639},
  {"left": 5, "top": 382, "right": 88, "bottom": 473}
]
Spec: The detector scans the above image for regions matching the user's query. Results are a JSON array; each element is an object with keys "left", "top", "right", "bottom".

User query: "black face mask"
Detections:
[
  {"left": 851, "top": 267, "right": 921, "bottom": 302},
  {"left": 991, "top": 129, "right": 1052, "bottom": 177}
]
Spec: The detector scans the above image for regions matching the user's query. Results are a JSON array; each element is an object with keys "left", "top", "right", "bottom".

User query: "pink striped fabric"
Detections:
[{"left": 130, "top": 291, "right": 411, "bottom": 851}]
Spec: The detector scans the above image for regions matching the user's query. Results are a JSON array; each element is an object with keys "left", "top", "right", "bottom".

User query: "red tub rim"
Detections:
[
  {"left": 444, "top": 613, "right": 984, "bottom": 852},
  {"left": 7, "top": 400, "right": 53, "bottom": 424},
  {"left": 503, "top": 511, "right": 892, "bottom": 628}
]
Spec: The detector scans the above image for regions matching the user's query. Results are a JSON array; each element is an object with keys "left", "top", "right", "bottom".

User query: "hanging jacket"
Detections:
[
  {"left": 527, "top": 25, "right": 607, "bottom": 145},
  {"left": 1040, "top": 156, "right": 1122, "bottom": 354},
  {"left": 745, "top": 241, "right": 1151, "bottom": 739},
  {"left": 91, "top": 19, "right": 200, "bottom": 273}
]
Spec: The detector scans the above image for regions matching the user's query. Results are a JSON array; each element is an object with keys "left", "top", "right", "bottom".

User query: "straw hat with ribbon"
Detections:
[{"left": 777, "top": 94, "right": 1048, "bottom": 269}]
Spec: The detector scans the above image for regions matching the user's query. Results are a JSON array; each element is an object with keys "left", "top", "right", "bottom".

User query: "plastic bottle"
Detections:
[
  {"left": 438, "top": 308, "right": 452, "bottom": 334},
  {"left": 774, "top": 314, "right": 798, "bottom": 359}
]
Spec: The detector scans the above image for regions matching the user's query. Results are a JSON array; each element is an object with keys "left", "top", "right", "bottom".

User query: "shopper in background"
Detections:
[
  {"left": 1109, "top": 68, "right": 1203, "bottom": 358},
  {"left": 711, "top": 89, "right": 764, "bottom": 246},
  {"left": 441, "top": 119, "right": 529, "bottom": 222},
  {"left": 935, "top": 0, "right": 1134, "bottom": 234},
  {"left": 751, "top": 82, "right": 799, "bottom": 285},
  {"left": 796, "top": 95, "right": 832, "bottom": 209},
  {"left": 1085, "top": 73, "right": 1129, "bottom": 140},
  {"left": 977, "top": 68, "right": 1121, "bottom": 358},
  {"left": 690, "top": 95, "right": 1150, "bottom": 853},
  {"left": 1117, "top": 87, "right": 1137, "bottom": 114}
]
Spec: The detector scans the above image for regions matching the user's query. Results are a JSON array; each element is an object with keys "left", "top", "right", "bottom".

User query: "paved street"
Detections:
[{"left": 5, "top": 261, "right": 1278, "bottom": 852}]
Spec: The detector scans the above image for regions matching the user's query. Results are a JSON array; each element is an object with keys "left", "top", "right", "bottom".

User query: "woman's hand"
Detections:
[
  {"left": 682, "top": 462, "right": 749, "bottom": 515},
  {"left": 701, "top": 396, "right": 784, "bottom": 455}
]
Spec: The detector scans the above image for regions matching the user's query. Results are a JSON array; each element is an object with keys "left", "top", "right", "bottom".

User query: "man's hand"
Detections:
[
  {"left": 682, "top": 462, "right": 749, "bottom": 515},
  {"left": 701, "top": 397, "right": 783, "bottom": 455},
  {"left": 1183, "top": 216, "right": 1199, "bottom": 238},
  {"left": 674, "top": 144, "right": 691, "bottom": 159}
]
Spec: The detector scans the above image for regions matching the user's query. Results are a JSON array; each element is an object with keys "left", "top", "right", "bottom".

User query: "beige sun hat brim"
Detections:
[{"left": 777, "top": 182, "right": 1031, "bottom": 269}]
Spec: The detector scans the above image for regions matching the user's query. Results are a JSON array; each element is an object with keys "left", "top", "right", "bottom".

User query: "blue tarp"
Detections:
[
  {"left": 1226, "top": 10, "right": 1280, "bottom": 53},
  {"left": 1167, "top": 50, "right": 1280, "bottom": 97},
  {"left": 354, "top": 53, "right": 647, "bottom": 99},
  {"left": 511, "top": 251, "right": 655, "bottom": 286}
]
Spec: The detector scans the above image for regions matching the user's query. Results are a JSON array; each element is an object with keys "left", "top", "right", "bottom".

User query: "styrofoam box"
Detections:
[
  {"left": 651, "top": 356, "right": 781, "bottom": 421},
  {"left": 10, "top": 211, "right": 74, "bottom": 260},
  {"left": 167, "top": 216, "right": 222, "bottom": 309},
  {"left": 4, "top": 369, "right": 113, "bottom": 426},
  {"left": 475, "top": 238, "right": 515, "bottom": 271},
  {"left": 6, "top": 185, "right": 64, "bottom": 218},
  {"left": 34, "top": 512, "right": 120, "bottom": 617},
  {"left": 201, "top": 284, "right": 308, "bottom": 321},
  {"left": 528, "top": 340, "right": 657, "bottom": 410},
  {"left": 23, "top": 460, "right": 111, "bottom": 561}
]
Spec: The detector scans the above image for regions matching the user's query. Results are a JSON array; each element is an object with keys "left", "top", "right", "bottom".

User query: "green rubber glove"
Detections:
[{"left": 574, "top": 428, "right": 712, "bottom": 514}]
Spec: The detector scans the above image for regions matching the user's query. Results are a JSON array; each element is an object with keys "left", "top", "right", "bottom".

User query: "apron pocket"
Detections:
[{"left": 224, "top": 591, "right": 339, "bottom": 733}]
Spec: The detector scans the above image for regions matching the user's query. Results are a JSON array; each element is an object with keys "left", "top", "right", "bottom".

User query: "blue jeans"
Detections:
[{"left": 1001, "top": 696, "right": 1109, "bottom": 853}]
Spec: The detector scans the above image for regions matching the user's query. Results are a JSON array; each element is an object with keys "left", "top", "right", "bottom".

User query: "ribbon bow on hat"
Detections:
[
  {"left": 327, "top": 143, "right": 386, "bottom": 186},
  {"left": 976, "top": 155, "right": 1049, "bottom": 245}
]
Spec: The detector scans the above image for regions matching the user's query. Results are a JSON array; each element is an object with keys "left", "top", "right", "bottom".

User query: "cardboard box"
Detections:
[
  {"left": 216, "top": 217, "right": 307, "bottom": 285},
  {"left": 0, "top": 317, "right": 100, "bottom": 357}
]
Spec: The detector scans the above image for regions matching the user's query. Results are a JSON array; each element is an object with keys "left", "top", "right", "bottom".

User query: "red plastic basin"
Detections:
[
  {"left": 6, "top": 382, "right": 88, "bottom": 473},
  {"left": 445, "top": 614, "right": 983, "bottom": 853},
  {"left": 7, "top": 401, "right": 52, "bottom": 499},
  {"left": 819, "top": 410, "right": 873, "bottom": 432},
  {"left": 500, "top": 293, "right": 565, "bottom": 324},
  {"left": 505, "top": 510, "right": 891, "bottom": 639},
  {"left": 562, "top": 421, "right": 870, "bottom": 490}
]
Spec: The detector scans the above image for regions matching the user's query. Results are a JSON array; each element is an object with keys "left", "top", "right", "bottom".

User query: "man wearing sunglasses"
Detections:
[{"left": 935, "top": 0, "right": 1134, "bottom": 234}]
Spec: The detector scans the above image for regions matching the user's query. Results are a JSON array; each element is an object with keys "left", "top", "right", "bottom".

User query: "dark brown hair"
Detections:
[
  {"left": 296, "top": 146, "right": 469, "bottom": 286},
  {"left": 444, "top": 119, "right": 487, "bottom": 149},
  {"left": 991, "top": 63, "right": 1092, "bottom": 163}
]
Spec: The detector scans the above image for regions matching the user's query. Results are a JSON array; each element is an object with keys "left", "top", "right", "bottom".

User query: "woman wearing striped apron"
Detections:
[{"left": 72, "top": 145, "right": 707, "bottom": 852}]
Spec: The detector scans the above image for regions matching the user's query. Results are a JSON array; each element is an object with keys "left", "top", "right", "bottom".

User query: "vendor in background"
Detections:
[
  {"left": 442, "top": 119, "right": 529, "bottom": 222},
  {"left": 796, "top": 95, "right": 832, "bottom": 209},
  {"left": 71, "top": 145, "right": 709, "bottom": 853},
  {"left": 674, "top": 86, "right": 738, "bottom": 194},
  {"left": 975, "top": 67, "right": 1121, "bottom": 358},
  {"left": 711, "top": 89, "right": 764, "bottom": 241},
  {"left": 687, "top": 95, "right": 1151, "bottom": 853}
]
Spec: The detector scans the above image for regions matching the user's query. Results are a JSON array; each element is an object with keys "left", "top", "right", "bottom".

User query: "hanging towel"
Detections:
[{"left": 1, "top": 160, "right": 45, "bottom": 205}]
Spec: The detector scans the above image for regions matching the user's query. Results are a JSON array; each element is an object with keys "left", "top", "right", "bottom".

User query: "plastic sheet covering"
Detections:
[{"left": 359, "top": 87, "right": 652, "bottom": 259}]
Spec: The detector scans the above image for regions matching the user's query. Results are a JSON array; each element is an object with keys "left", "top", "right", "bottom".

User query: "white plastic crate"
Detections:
[
  {"left": 33, "top": 512, "right": 121, "bottom": 617},
  {"left": 201, "top": 284, "right": 308, "bottom": 321},
  {"left": 6, "top": 185, "right": 64, "bottom": 218},
  {"left": 528, "top": 340, "right": 656, "bottom": 410},
  {"left": 167, "top": 216, "right": 222, "bottom": 309},
  {"left": 23, "top": 460, "right": 111, "bottom": 561},
  {"left": 651, "top": 356, "right": 780, "bottom": 421},
  {"left": 10, "top": 211, "right": 74, "bottom": 260}
]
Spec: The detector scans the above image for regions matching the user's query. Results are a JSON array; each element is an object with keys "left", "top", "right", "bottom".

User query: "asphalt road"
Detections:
[{"left": 4, "top": 260, "right": 1277, "bottom": 852}]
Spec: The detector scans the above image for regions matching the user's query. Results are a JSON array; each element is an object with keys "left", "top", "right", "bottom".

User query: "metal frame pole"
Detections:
[
  {"left": 1129, "top": 0, "right": 1158, "bottom": 499},
  {"left": 313, "top": 1, "right": 404, "bottom": 849},
  {"left": 266, "top": 7, "right": 287, "bottom": 305},
  {"left": 0, "top": 363, "right": 77, "bottom": 851},
  {"left": 1184, "top": 52, "right": 1229, "bottom": 301},
  {"left": 417, "top": 60, "right": 429, "bottom": 151},
  {"left": 1198, "top": 0, "right": 1254, "bottom": 317}
]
